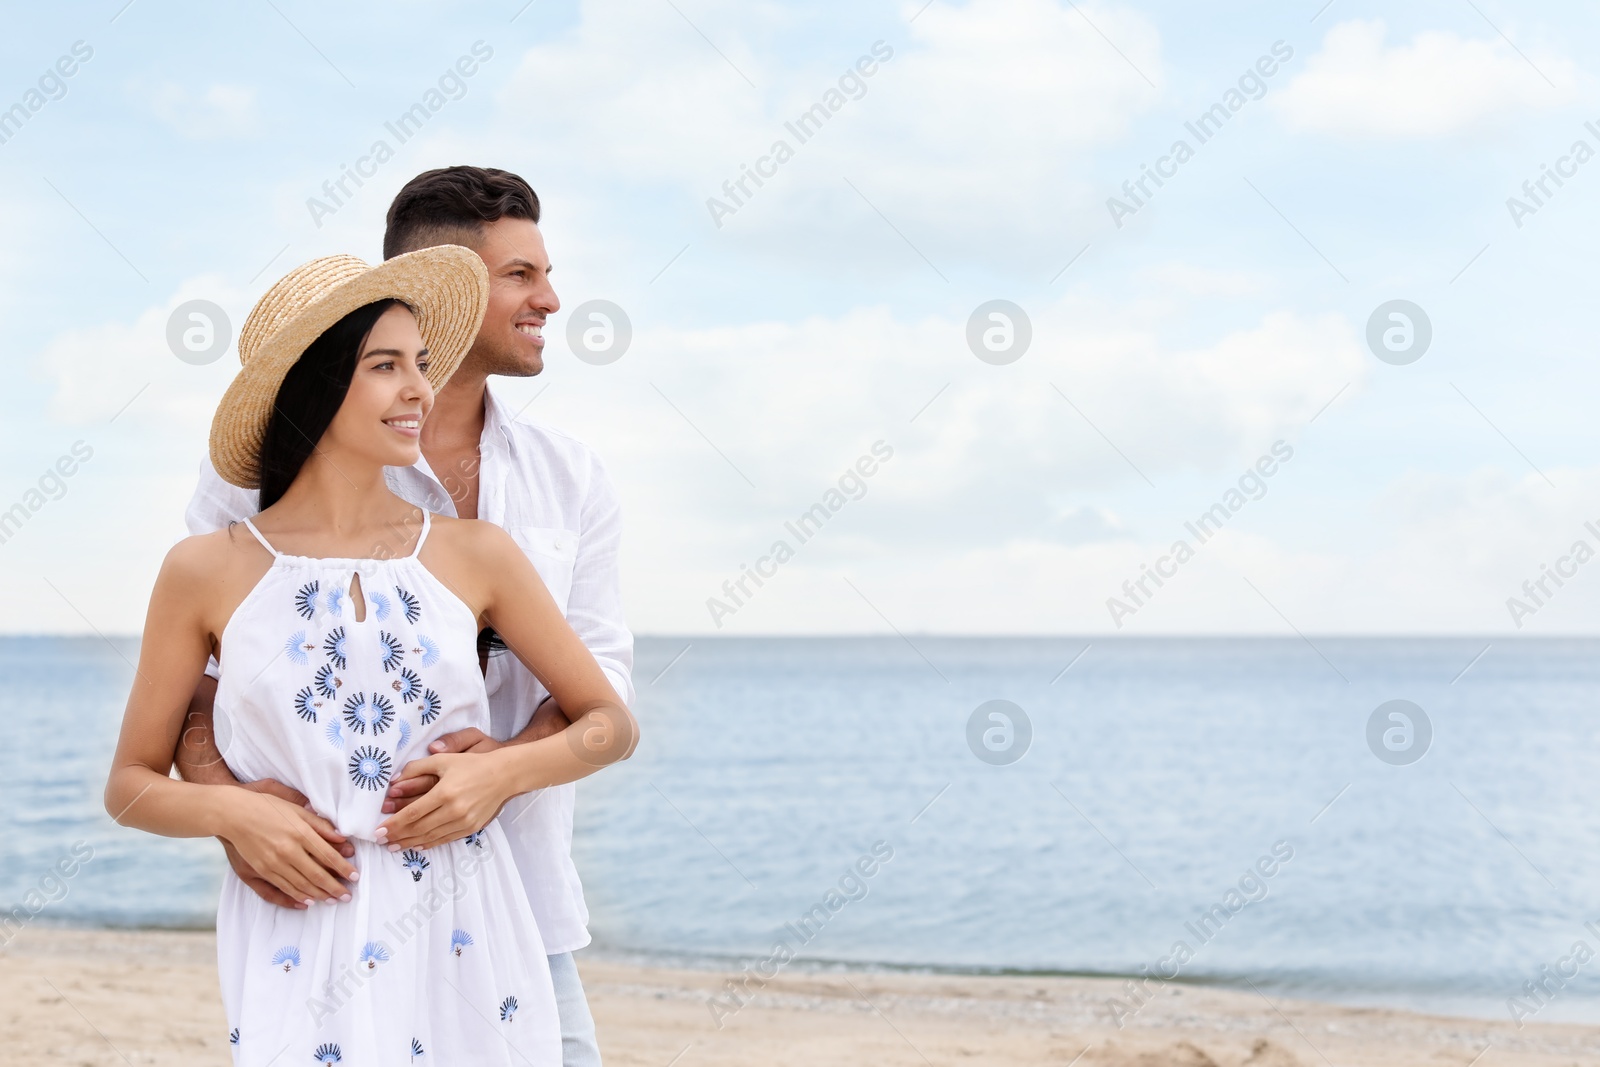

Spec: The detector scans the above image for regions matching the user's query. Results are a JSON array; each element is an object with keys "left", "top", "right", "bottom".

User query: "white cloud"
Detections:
[
  {"left": 672, "top": 462, "right": 1600, "bottom": 637},
  {"left": 143, "top": 83, "right": 260, "bottom": 139},
  {"left": 1136, "top": 262, "right": 1267, "bottom": 299},
  {"left": 1077, "top": 463, "right": 1600, "bottom": 636},
  {"left": 491, "top": 0, "right": 1162, "bottom": 262},
  {"left": 15, "top": 0, "right": 1600, "bottom": 642},
  {"left": 33, "top": 276, "right": 248, "bottom": 432},
  {"left": 588, "top": 303, "right": 1363, "bottom": 516},
  {"left": 518, "top": 287, "right": 1369, "bottom": 631},
  {"left": 1272, "top": 19, "right": 1579, "bottom": 138}
]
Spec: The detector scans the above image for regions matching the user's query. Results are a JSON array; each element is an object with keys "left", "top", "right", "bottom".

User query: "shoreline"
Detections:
[
  {"left": 10, "top": 921, "right": 1581, "bottom": 1032},
  {"left": 581, "top": 945, "right": 1600, "bottom": 1032},
  {"left": 3, "top": 926, "right": 1598, "bottom": 1066}
]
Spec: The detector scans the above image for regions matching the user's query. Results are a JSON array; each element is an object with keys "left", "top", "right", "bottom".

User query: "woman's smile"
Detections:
[{"left": 383, "top": 414, "right": 422, "bottom": 438}]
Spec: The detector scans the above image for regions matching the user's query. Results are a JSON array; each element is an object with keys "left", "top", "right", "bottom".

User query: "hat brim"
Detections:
[{"left": 209, "top": 245, "right": 489, "bottom": 489}]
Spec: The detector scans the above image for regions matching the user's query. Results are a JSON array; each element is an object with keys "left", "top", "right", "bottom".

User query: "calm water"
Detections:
[{"left": 6, "top": 635, "right": 1599, "bottom": 1024}]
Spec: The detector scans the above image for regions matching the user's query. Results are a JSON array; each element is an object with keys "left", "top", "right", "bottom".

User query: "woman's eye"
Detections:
[{"left": 375, "top": 360, "right": 394, "bottom": 371}]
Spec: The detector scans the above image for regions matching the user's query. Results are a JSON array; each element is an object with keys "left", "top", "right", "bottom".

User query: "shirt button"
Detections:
[{"left": 552, "top": 540, "right": 563, "bottom": 551}]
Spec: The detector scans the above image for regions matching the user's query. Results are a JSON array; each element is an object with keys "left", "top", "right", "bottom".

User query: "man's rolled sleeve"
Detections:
[{"left": 184, "top": 454, "right": 258, "bottom": 537}]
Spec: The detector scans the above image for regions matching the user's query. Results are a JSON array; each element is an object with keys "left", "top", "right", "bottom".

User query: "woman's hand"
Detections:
[
  {"left": 377, "top": 749, "right": 517, "bottom": 851},
  {"left": 212, "top": 780, "right": 358, "bottom": 910},
  {"left": 381, "top": 729, "right": 502, "bottom": 815},
  {"left": 247, "top": 779, "right": 356, "bottom": 852},
  {"left": 216, "top": 789, "right": 359, "bottom": 905},
  {"left": 220, "top": 838, "right": 304, "bottom": 910}
]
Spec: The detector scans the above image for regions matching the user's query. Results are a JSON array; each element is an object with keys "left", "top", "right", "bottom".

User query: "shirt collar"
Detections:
[
  {"left": 389, "top": 379, "right": 521, "bottom": 512},
  {"left": 482, "top": 379, "right": 519, "bottom": 458}
]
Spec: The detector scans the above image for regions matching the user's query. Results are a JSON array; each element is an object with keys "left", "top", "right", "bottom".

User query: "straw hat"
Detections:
[{"left": 208, "top": 246, "right": 489, "bottom": 488}]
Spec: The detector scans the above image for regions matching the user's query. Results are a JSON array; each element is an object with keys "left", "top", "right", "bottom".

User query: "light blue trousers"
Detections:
[{"left": 548, "top": 951, "right": 602, "bottom": 1067}]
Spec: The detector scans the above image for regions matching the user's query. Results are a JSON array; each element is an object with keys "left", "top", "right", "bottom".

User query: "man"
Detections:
[{"left": 176, "top": 165, "right": 631, "bottom": 1067}]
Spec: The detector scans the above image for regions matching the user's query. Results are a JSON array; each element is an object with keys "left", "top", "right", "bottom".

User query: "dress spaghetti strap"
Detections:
[
  {"left": 408, "top": 509, "right": 432, "bottom": 558},
  {"left": 240, "top": 517, "right": 281, "bottom": 558},
  {"left": 238, "top": 510, "right": 428, "bottom": 560}
]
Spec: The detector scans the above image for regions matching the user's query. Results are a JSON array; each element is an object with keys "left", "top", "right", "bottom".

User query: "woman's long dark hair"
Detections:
[
  {"left": 257, "top": 298, "right": 405, "bottom": 509},
  {"left": 478, "top": 627, "right": 511, "bottom": 659}
]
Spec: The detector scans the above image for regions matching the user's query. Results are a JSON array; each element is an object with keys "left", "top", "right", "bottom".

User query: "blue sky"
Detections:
[{"left": 6, "top": 0, "right": 1600, "bottom": 635}]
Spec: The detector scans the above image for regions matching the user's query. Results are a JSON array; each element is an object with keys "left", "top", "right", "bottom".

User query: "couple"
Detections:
[{"left": 104, "top": 166, "right": 637, "bottom": 1065}]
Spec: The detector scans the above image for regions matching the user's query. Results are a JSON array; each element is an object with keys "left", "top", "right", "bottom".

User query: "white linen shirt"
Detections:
[{"left": 185, "top": 379, "right": 634, "bottom": 954}]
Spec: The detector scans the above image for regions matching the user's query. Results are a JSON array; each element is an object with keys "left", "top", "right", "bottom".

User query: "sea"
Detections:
[{"left": 5, "top": 634, "right": 1599, "bottom": 1026}]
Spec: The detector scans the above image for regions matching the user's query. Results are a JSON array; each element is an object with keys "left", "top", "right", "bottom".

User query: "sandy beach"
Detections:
[{"left": 2, "top": 927, "right": 1597, "bottom": 1066}]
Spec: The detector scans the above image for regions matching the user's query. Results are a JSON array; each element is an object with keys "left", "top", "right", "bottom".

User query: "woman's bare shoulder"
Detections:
[
  {"left": 418, "top": 515, "right": 525, "bottom": 615},
  {"left": 160, "top": 525, "right": 268, "bottom": 588},
  {"left": 425, "top": 513, "right": 517, "bottom": 556}
]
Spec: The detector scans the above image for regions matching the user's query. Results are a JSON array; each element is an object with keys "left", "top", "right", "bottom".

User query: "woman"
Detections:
[{"left": 104, "top": 247, "right": 636, "bottom": 1066}]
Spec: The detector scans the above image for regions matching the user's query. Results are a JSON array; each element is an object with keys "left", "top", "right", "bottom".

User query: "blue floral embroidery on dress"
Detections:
[
  {"left": 324, "top": 716, "right": 344, "bottom": 750},
  {"left": 410, "top": 1037, "right": 424, "bottom": 1059},
  {"left": 314, "top": 1042, "right": 342, "bottom": 1063},
  {"left": 325, "top": 584, "right": 346, "bottom": 618},
  {"left": 348, "top": 746, "right": 392, "bottom": 790},
  {"left": 419, "top": 689, "right": 441, "bottom": 725},
  {"left": 324, "top": 627, "right": 348, "bottom": 670},
  {"left": 359, "top": 941, "right": 390, "bottom": 969},
  {"left": 371, "top": 591, "right": 392, "bottom": 621},
  {"left": 284, "top": 630, "right": 310, "bottom": 666},
  {"left": 395, "top": 717, "right": 412, "bottom": 752},
  {"left": 342, "top": 692, "right": 369, "bottom": 733},
  {"left": 499, "top": 995, "right": 518, "bottom": 1022},
  {"left": 314, "top": 664, "right": 341, "bottom": 700},
  {"left": 463, "top": 830, "right": 486, "bottom": 849},
  {"left": 378, "top": 631, "right": 404, "bottom": 673},
  {"left": 294, "top": 581, "right": 320, "bottom": 621},
  {"left": 400, "top": 848, "right": 430, "bottom": 882},
  {"left": 393, "top": 667, "right": 422, "bottom": 702},
  {"left": 368, "top": 694, "right": 395, "bottom": 734},
  {"left": 228, "top": 1027, "right": 239, "bottom": 1045},
  {"left": 416, "top": 634, "right": 441, "bottom": 668},
  {"left": 340, "top": 692, "right": 393, "bottom": 735},
  {"left": 292, "top": 687, "right": 317, "bottom": 723},
  {"left": 395, "top": 585, "right": 421, "bottom": 624},
  {"left": 271, "top": 945, "right": 301, "bottom": 971},
  {"left": 450, "top": 929, "right": 473, "bottom": 956}
]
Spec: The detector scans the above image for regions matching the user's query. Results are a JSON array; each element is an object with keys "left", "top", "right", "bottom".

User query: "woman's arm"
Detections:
[
  {"left": 379, "top": 522, "right": 638, "bottom": 850},
  {"left": 104, "top": 537, "right": 358, "bottom": 905}
]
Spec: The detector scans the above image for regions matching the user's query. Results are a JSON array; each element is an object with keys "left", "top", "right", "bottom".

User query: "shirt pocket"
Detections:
[
  {"left": 509, "top": 526, "right": 580, "bottom": 610},
  {"left": 484, "top": 526, "right": 580, "bottom": 700}
]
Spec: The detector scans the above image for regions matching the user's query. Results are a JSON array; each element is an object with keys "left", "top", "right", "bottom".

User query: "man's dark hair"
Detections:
[{"left": 383, "top": 166, "right": 541, "bottom": 260}]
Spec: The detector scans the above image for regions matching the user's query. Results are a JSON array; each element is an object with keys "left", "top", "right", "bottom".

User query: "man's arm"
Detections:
[
  {"left": 565, "top": 448, "right": 636, "bottom": 707},
  {"left": 524, "top": 696, "right": 572, "bottom": 737},
  {"left": 175, "top": 671, "right": 239, "bottom": 785},
  {"left": 176, "top": 672, "right": 316, "bottom": 801}
]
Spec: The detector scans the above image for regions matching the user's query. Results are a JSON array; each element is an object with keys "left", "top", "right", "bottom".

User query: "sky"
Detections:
[{"left": 4, "top": 0, "right": 1600, "bottom": 636}]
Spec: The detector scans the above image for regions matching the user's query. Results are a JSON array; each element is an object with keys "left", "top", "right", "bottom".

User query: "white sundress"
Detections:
[{"left": 212, "top": 510, "right": 560, "bottom": 1066}]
